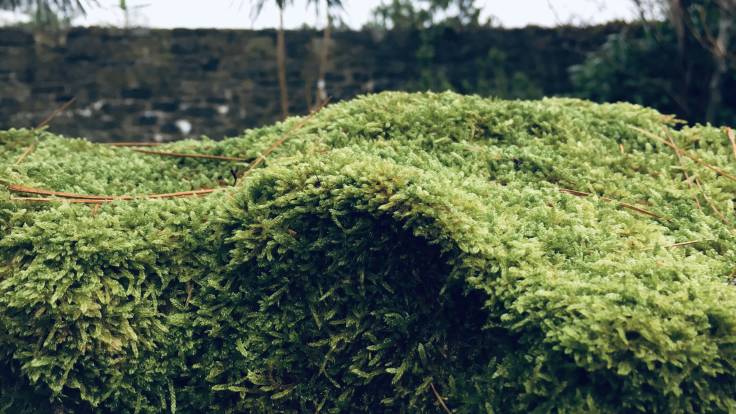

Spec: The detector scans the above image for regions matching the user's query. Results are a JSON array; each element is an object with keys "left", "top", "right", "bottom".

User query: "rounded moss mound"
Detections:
[{"left": 1, "top": 92, "right": 736, "bottom": 413}]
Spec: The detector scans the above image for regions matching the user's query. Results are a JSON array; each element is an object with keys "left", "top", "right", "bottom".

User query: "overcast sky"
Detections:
[{"left": 2, "top": 0, "right": 638, "bottom": 29}]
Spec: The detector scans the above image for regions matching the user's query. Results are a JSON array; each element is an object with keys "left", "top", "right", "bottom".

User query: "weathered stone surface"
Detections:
[
  {"left": 0, "top": 25, "right": 622, "bottom": 142},
  {"left": 0, "top": 29, "right": 33, "bottom": 46}
]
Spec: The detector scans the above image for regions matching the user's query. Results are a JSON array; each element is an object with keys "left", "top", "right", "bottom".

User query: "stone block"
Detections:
[
  {"left": 137, "top": 114, "right": 158, "bottom": 125},
  {"left": 0, "top": 29, "right": 33, "bottom": 47},
  {"left": 121, "top": 87, "right": 153, "bottom": 100},
  {"left": 153, "top": 100, "right": 180, "bottom": 112}
]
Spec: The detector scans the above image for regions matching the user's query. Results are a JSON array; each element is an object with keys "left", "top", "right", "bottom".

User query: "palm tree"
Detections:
[
  {"left": 252, "top": 0, "right": 292, "bottom": 119},
  {"left": 0, "top": 0, "right": 88, "bottom": 22},
  {"left": 307, "top": 0, "right": 343, "bottom": 108},
  {"left": 250, "top": 0, "right": 343, "bottom": 116},
  {"left": 0, "top": 0, "right": 84, "bottom": 10}
]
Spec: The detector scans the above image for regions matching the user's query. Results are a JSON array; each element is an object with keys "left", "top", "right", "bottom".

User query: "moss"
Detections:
[{"left": 1, "top": 92, "right": 735, "bottom": 413}]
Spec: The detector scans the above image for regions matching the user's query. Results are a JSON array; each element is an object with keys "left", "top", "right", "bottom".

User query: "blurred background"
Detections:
[{"left": 0, "top": 0, "right": 733, "bottom": 142}]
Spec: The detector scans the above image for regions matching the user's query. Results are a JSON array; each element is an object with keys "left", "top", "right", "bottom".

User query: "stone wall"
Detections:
[{"left": 0, "top": 24, "right": 622, "bottom": 142}]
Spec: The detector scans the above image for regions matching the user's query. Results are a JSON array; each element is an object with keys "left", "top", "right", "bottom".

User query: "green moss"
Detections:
[{"left": 1, "top": 92, "right": 735, "bottom": 413}]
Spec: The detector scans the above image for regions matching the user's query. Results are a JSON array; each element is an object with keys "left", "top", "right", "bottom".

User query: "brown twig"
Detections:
[
  {"left": 7, "top": 184, "right": 217, "bottom": 202},
  {"left": 185, "top": 282, "right": 193, "bottom": 308},
  {"left": 128, "top": 188, "right": 218, "bottom": 200},
  {"left": 11, "top": 196, "right": 107, "bottom": 204},
  {"left": 663, "top": 134, "right": 728, "bottom": 223},
  {"left": 8, "top": 184, "right": 115, "bottom": 200},
  {"left": 101, "top": 188, "right": 216, "bottom": 200},
  {"left": 727, "top": 128, "right": 736, "bottom": 161},
  {"left": 9, "top": 99, "right": 330, "bottom": 205},
  {"left": 429, "top": 383, "right": 453, "bottom": 414},
  {"left": 630, "top": 126, "right": 736, "bottom": 182},
  {"left": 559, "top": 188, "right": 591, "bottom": 198},
  {"left": 14, "top": 143, "right": 36, "bottom": 165},
  {"left": 36, "top": 97, "right": 77, "bottom": 130},
  {"left": 668, "top": 240, "right": 705, "bottom": 248},
  {"left": 105, "top": 142, "right": 163, "bottom": 147},
  {"left": 668, "top": 135, "right": 702, "bottom": 211},
  {"left": 691, "top": 174, "right": 728, "bottom": 224},
  {"left": 239, "top": 98, "right": 330, "bottom": 180},
  {"left": 15, "top": 97, "right": 78, "bottom": 165},
  {"left": 129, "top": 149, "right": 251, "bottom": 163},
  {"left": 559, "top": 188, "right": 663, "bottom": 219}
]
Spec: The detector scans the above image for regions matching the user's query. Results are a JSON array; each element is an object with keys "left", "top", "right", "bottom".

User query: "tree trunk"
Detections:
[
  {"left": 667, "top": 0, "right": 687, "bottom": 58},
  {"left": 316, "top": 10, "right": 332, "bottom": 107},
  {"left": 705, "top": 10, "right": 732, "bottom": 123},
  {"left": 277, "top": 8, "right": 289, "bottom": 119}
]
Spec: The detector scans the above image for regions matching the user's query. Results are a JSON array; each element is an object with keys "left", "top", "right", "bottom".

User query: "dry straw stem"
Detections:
[
  {"left": 662, "top": 133, "right": 727, "bottom": 224},
  {"left": 430, "top": 383, "right": 453, "bottom": 414},
  {"left": 35, "top": 96, "right": 77, "bottom": 130},
  {"left": 240, "top": 99, "right": 330, "bottom": 180},
  {"left": 10, "top": 101, "right": 330, "bottom": 205},
  {"left": 106, "top": 142, "right": 163, "bottom": 147},
  {"left": 129, "top": 148, "right": 251, "bottom": 163},
  {"left": 639, "top": 125, "right": 735, "bottom": 224},
  {"left": 7, "top": 183, "right": 217, "bottom": 203},
  {"left": 728, "top": 128, "right": 736, "bottom": 160},
  {"left": 558, "top": 188, "right": 663, "bottom": 219},
  {"left": 10, "top": 196, "right": 108, "bottom": 204},
  {"left": 668, "top": 135, "right": 703, "bottom": 211},
  {"left": 14, "top": 97, "right": 78, "bottom": 167},
  {"left": 112, "top": 101, "right": 330, "bottom": 166},
  {"left": 14, "top": 143, "right": 36, "bottom": 165},
  {"left": 668, "top": 240, "right": 706, "bottom": 248},
  {"left": 630, "top": 126, "right": 736, "bottom": 182},
  {"left": 690, "top": 173, "right": 729, "bottom": 224}
]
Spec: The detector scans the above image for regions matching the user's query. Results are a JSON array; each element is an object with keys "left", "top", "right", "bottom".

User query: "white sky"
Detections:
[{"left": 1, "top": 0, "right": 639, "bottom": 29}]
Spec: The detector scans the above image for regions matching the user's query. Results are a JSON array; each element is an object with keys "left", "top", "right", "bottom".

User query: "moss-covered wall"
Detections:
[{"left": 0, "top": 24, "right": 622, "bottom": 141}]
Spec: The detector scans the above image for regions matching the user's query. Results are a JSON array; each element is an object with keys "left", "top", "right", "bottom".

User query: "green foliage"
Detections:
[
  {"left": 570, "top": 24, "right": 719, "bottom": 123},
  {"left": 572, "top": 27, "right": 679, "bottom": 112},
  {"left": 390, "top": 29, "right": 543, "bottom": 98},
  {"left": 366, "top": 1, "right": 538, "bottom": 99},
  {"left": 368, "top": 0, "right": 486, "bottom": 30},
  {"left": 571, "top": 4, "right": 736, "bottom": 125},
  {"left": 0, "top": 0, "right": 85, "bottom": 13},
  {"left": 0, "top": 0, "right": 85, "bottom": 29},
  {"left": 460, "top": 47, "right": 544, "bottom": 99},
  {"left": 1, "top": 92, "right": 736, "bottom": 412}
]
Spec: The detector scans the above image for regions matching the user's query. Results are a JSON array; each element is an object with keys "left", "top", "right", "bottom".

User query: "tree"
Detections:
[
  {"left": 118, "top": 0, "right": 149, "bottom": 28},
  {"left": 0, "top": 0, "right": 88, "bottom": 26},
  {"left": 307, "top": 0, "right": 343, "bottom": 108},
  {"left": 572, "top": 0, "right": 735, "bottom": 124},
  {"left": 0, "top": 0, "right": 85, "bottom": 11},
  {"left": 366, "top": 0, "right": 518, "bottom": 98},
  {"left": 640, "top": 0, "right": 734, "bottom": 122},
  {"left": 368, "top": 0, "right": 484, "bottom": 30},
  {"left": 251, "top": 0, "right": 292, "bottom": 119},
  {"left": 570, "top": 26, "right": 701, "bottom": 118}
]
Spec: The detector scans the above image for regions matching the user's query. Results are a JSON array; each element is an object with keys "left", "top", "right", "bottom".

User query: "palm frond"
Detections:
[
  {"left": 0, "top": 0, "right": 90, "bottom": 15},
  {"left": 248, "top": 0, "right": 293, "bottom": 20}
]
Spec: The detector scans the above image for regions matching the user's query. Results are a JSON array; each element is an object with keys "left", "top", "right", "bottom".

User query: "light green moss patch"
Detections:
[{"left": 1, "top": 92, "right": 735, "bottom": 413}]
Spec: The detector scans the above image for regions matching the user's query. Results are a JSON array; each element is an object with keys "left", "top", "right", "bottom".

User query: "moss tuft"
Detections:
[{"left": 1, "top": 92, "right": 735, "bottom": 413}]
